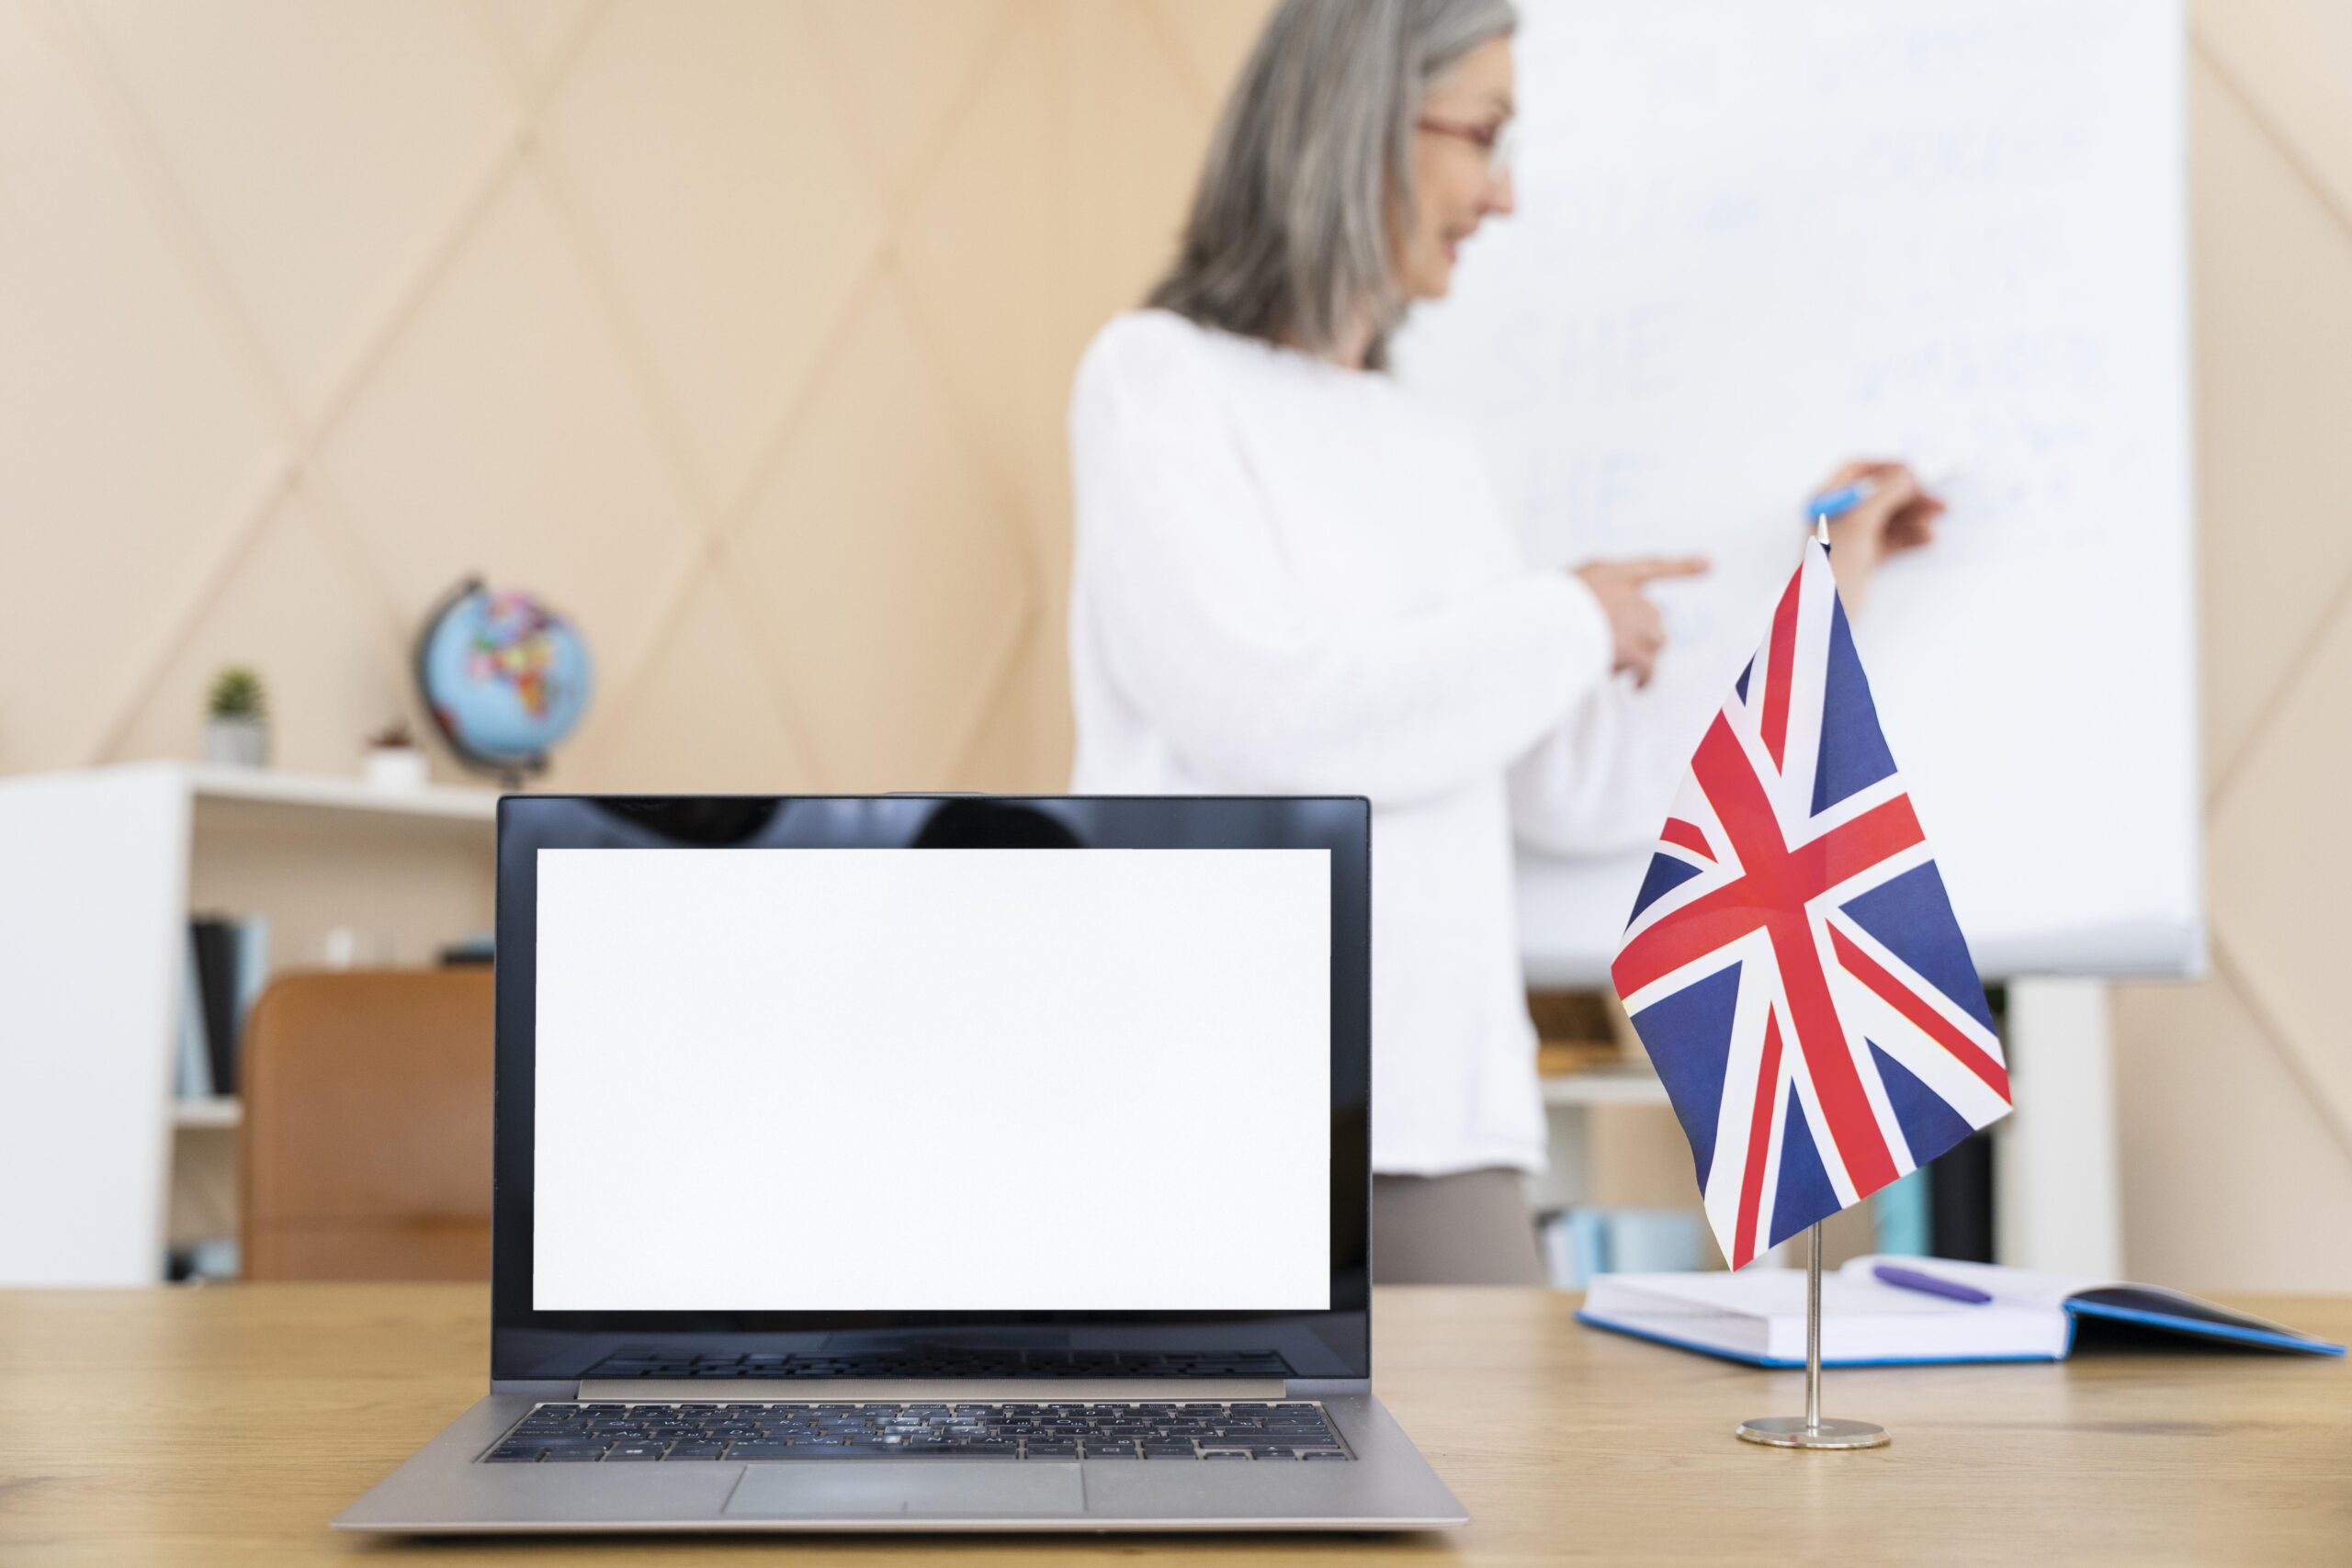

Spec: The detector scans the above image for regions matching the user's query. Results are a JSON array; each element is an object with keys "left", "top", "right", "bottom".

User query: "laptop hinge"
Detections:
[{"left": 575, "top": 1377, "right": 1289, "bottom": 1404}]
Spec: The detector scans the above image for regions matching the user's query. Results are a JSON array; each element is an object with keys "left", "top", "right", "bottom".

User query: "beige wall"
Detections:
[
  {"left": 4, "top": 0, "right": 1272, "bottom": 794},
  {"left": 2111, "top": 1, "right": 2352, "bottom": 1292},
  {"left": 6, "top": 0, "right": 2348, "bottom": 1290}
]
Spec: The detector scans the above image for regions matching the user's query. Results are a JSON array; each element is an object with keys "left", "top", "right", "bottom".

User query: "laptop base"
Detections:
[{"left": 334, "top": 1392, "right": 1467, "bottom": 1532}]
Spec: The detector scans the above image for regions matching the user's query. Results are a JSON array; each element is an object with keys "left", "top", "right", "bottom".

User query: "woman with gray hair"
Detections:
[{"left": 1066, "top": 0, "right": 1939, "bottom": 1282}]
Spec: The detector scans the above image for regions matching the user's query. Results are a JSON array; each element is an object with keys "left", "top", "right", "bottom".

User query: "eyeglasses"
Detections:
[{"left": 1415, "top": 114, "right": 1518, "bottom": 176}]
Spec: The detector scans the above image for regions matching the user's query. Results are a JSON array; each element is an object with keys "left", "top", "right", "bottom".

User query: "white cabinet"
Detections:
[{"left": 0, "top": 762, "right": 495, "bottom": 1284}]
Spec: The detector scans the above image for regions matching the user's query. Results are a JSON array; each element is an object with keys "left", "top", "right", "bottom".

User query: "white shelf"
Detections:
[
  {"left": 0, "top": 763, "right": 502, "bottom": 1281},
  {"left": 1541, "top": 1068, "right": 1669, "bottom": 1108},
  {"left": 184, "top": 762, "right": 498, "bottom": 825}
]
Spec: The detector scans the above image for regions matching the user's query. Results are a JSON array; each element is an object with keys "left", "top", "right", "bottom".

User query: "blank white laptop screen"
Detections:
[{"left": 532, "top": 848, "right": 1332, "bottom": 1312}]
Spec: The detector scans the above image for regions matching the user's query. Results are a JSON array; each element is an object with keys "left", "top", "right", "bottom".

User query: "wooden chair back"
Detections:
[{"left": 239, "top": 968, "right": 493, "bottom": 1280}]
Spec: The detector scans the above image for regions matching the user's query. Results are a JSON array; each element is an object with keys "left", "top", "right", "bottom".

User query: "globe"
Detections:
[{"left": 414, "top": 578, "right": 593, "bottom": 780}]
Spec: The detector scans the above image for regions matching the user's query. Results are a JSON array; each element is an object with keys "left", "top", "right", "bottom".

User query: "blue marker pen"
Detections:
[
  {"left": 1806, "top": 465, "right": 1958, "bottom": 524},
  {"left": 1805, "top": 479, "right": 1876, "bottom": 524}
]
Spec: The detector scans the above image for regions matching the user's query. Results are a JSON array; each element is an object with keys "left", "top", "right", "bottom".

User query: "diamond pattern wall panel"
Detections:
[
  {"left": 2108, "top": 9, "right": 2352, "bottom": 1290},
  {"left": 315, "top": 168, "right": 703, "bottom": 692},
  {"left": 2111, "top": 971, "right": 2352, "bottom": 1292},
  {"left": 1143, "top": 0, "right": 1276, "bottom": 108},
  {"left": 2207, "top": 601, "right": 2352, "bottom": 1136},
  {"left": 107, "top": 490, "right": 409, "bottom": 774},
  {"left": 487, "top": 0, "right": 594, "bottom": 91},
  {"left": 81, "top": 0, "right": 517, "bottom": 423},
  {"left": 544, "top": 0, "right": 888, "bottom": 509},
  {"left": 896, "top": 4, "right": 1060, "bottom": 536},
  {"left": 2189, "top": 0, "right": 2352, "bottom": 225},
  {"left": 803, "top": 0, "right": 1012, "bottom": 203},
  {"left": 734, "top": 276, "right": 1033, "bottom": 791},
  {"left": 0, "top": 0, "right": 282, "bottom": 765},
  {"left": 14, "top": 0, "right": 1273, "bottom": 797},
  {"left": 2187, "top": 57, "right": 2352, "bottom": 779},
  {"left": 571, "top": 567, "right": 820, "bottom": 791}
]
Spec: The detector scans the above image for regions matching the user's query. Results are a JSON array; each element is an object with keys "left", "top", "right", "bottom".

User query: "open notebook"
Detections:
[{"left": 1577, "top": 1256, "right": 2346, "bottom": 1367}]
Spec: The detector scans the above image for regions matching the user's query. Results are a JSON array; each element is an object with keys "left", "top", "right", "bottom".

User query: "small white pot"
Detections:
[
  {"left": 364, "top": 746, "right": 429, "bottom": 791},
  {"left": 203, "top": 716, "right": 268, "bottom": 768}
]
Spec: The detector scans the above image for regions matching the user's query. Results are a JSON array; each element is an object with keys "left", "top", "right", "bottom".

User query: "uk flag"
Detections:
[{"left": 1610, "top": 540, "right": 2012, "bottom": 1269}]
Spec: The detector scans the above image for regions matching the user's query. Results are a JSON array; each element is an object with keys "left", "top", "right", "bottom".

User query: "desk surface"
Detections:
[{"left": 2, "top": 1285, "right": 2346, "bottom": 1565}]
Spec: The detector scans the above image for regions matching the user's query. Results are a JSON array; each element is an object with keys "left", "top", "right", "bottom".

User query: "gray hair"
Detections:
[{"left": 1147, "top": 0, "right": 1516, "bottom": 370}]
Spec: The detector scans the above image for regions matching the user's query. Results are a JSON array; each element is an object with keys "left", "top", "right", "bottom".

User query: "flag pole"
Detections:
[
  {"left": 1734, "top": 1224, "right": 1889, "bottom": 1449},
  {"left": 1806, "top": 1223, "right": 1824, "bottom": 1430}
]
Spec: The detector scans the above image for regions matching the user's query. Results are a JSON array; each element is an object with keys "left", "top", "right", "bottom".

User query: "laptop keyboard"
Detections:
[{"left": 484, "top": 1401, "right": 1351, "bottom": 1462}]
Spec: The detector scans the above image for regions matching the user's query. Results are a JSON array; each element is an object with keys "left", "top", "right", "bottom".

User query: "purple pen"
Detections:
[{"left": 1872, "top": 1263, "right": 1995, "bottom": 1305}]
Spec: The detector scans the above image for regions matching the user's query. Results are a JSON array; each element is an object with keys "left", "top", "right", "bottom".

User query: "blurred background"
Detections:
[{"left": 3, "top": 0, "right": 2348, "bottom": 1293}]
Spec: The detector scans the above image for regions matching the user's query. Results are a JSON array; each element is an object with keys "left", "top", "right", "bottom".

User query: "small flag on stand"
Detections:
[{"left": 1610, "top": 538, "right": 2012, "bottom": 1269}]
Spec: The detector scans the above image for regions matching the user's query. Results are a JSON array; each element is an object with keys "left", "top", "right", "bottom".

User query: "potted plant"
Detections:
[
  {"left": 363, "top": 719, "right": 428, "bottom": 791},
  {"left": 203, "top": 666, "right": 269, "bottom": 768}
]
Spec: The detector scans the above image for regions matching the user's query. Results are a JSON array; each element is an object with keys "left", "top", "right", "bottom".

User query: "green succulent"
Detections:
[{"left": 207, "top": 666, "right": 267, "bottom": 721}]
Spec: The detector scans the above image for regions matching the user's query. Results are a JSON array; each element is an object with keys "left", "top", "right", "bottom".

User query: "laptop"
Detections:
[{"left": 336, "top": 794, "right": 1467, "bottom": 1533}]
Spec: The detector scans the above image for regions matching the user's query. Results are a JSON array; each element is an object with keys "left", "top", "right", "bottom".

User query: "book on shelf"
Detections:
[
  {"left": 165, "top": 1237, "right": 240, "bottom": 1282},
  {"left": 233, "top": 913, "right": 268, "bottom": 1047},
  {"left": 1539, "top": 1207, "right": 1707, "bottom": 1289},
  {"left": 175, "top": 913, "right": 267, "bottom": 1100},
  {"left": 189, "top": 918, "right": 237, "bottom": 1094},
  {"left": 175, "top": 930, "right": 212, "bottom": 1100}
]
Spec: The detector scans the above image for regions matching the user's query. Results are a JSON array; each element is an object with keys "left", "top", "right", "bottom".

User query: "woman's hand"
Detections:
[
  {"left": 1815, "top": 459, "right": 1946, "bottom": 611},
  {"left": 1570, "top": 557, "right": 1709, "bottom": 686}
]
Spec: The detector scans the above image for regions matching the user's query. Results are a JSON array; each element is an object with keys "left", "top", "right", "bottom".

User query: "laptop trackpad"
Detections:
[{"left": 725, "top": 1462, "right": 1084, "bottom": 1518}]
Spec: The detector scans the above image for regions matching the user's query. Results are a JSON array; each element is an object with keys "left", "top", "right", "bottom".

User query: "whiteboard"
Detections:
[{"left": 1395, "top": 0, "right": 2199, "bottom": 985}]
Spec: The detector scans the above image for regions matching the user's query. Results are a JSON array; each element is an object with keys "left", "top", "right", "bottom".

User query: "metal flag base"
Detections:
[
  {"left": 1735, "top": 1415, "right": 1889, "bottom": 1450},
  {"left": 1735, "top": 1224, "right": 1892, "bottom": 1450}
]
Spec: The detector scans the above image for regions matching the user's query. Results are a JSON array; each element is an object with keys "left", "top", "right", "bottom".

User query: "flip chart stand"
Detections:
[{"left": 1735, "top": 1224, "right": 1891, "bottom": 1450}]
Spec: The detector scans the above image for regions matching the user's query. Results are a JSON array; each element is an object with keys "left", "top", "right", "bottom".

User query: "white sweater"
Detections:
[{"left": 1067, "top": 310, "right": 1692, "bottom": 1176}]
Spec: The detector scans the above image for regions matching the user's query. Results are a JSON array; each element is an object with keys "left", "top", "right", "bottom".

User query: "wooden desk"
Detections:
[{"left": 3, "top": 1286, "right": 2346, "bottom": 1564}]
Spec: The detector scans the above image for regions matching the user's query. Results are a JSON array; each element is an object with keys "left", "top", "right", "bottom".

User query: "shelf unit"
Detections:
[
  {"left": 1527, "top": 1038, "right": 1682, "bottom": 1262},
  {"left": 179, "top": 762, "right": 497, "bottom": 824},
  {"left": 1540, "top": 1066, "right": 1668, "bottom": 1109},
  {"left": 171, "top": 1097, "right": 243, "bottom": 1130},
  {"left": 0, "top": 761, "right": 498, "bottom": 1284}
]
